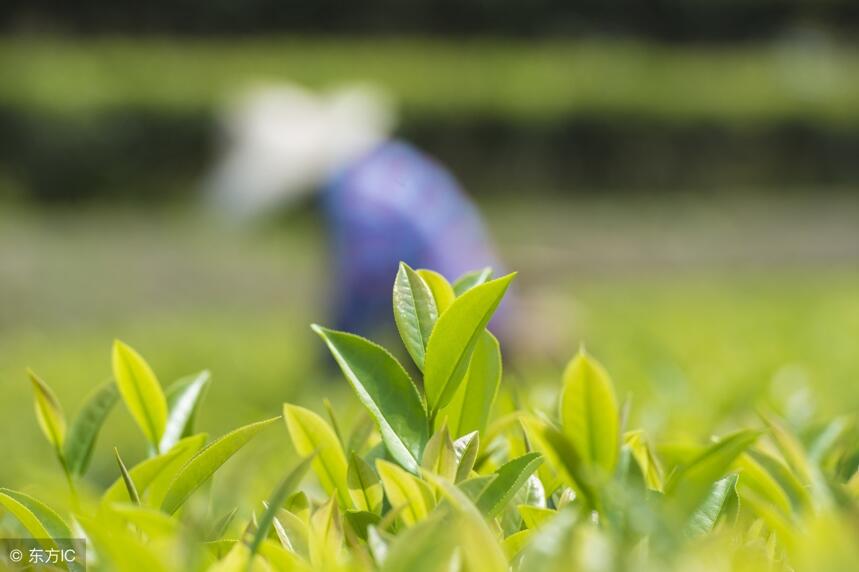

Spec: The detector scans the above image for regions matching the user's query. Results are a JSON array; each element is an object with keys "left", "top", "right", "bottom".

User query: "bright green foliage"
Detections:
[
  {"left": 28, "top": 369, "right": 66, "bottom": 454},
  {"left": 284, "top": 403, "right": 351, "bottom": 507},
  {"left": 63, "top": 380, "right": 119, "bottom": 477},
  {"left": 560, "top": 350, "right": 620, "bottom": 480},
  {"left": 312, "top": 325, "right": 429, "bottom": 473},
  {"left": 392, "top": 262, "right": 438, "bottom": 371},
  {"left": 423, "top": 273, "right": 515, "bottom": 414},
  {"left": 112, "top": 339, "right": 169, "bottom": 452},
  {"left": 161, "top": 417, "right": 279, "bottom": 514},
  {"left": 5, "top": 265, "right": 859, "bottom": 571}
]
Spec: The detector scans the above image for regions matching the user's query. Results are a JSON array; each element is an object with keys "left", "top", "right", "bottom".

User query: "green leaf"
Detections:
[
  {"left": 0, "top": 490, "right": 83, "bottom": 572},
  {"left": 559, "top": 350, "right": 619, "bottom": 480},
  {"left": 102, "top": 433, "right": 207, "bottom": 504},
  {"left": 475, "top": 452, "right": 543, "bottom": 518},
  {"left": 393, "top": 262, "right": 439, "bottom": 371},
  {"left": 518, "top": 505, "right": 556, "bottom": 529},
  {"left": 161, "top": 417, "right": 279, "bottom": 514},
  {"left": 666, "top": 429, "right": 761, "bottom": 520},
  {"left": 454, "top": 431, "right": 479, "bottom": 483},
  {"left": 313, "top": 326, "right": 428, "bottom": 474},
  {"left": 283, "top": 404, "right": 351, "bottom": 507},
  {"left": 423, "top": 273, "right": 515, "bottom": 413},
  {"left": 421, "top": 423, "right": 458, "bottom": 483},
  {"left": 438, "top": 330, "right": 502, "bottom": 438},
  {"left": 519, "top": 414, "right": 594, "bottom": 508},
  {"left": 623, "top": 430, "right": 664, "bottom": 492},
  {"left": 344, "top": 509, "right": 382, "bottom": 541},
  {"left": 380, "top": 510, "right": 457, "bottom": 572},
  {"left": 686, "top": 473, "right": 739, "bottom": 537},
  {"left": 416, "top": 269, "right": 456, "bottom": 314},
  {"left": 309, "top": 498, "right": 343, "bottom": 569},
  {"left": 160, "top": 370, "right": 210, "bottom": 452},
  {"left": 63, "top": 380, "right": 119, "bottom": 477},
  {"left": 348, "top": 452, "right": 383, "bottom": 514},
  {"left": 248, "top": 455, "right": 313, "bottom": 557},
  {"left": 0, "top": 488, "right": 72, "bottom": 541},
  {"left": 112, "top": 340, "right": 168, "bottom": 451},
  {"left": 377, "top": 459, "right": 435, "bottom": 526},
  {"left": 114, "top": 447, "right": 141, "bottom": 505},
  {"left": 502, "top": 529, "right": 534, "bottom": 561},
  {"left": 27, "top": 369, "right": 66, "bottom": 453},
  {"left": 452, "top": 267, "right": 493, "bottom": 296}
]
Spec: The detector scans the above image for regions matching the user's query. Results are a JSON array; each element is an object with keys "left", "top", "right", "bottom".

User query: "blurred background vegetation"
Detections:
[{"left": 1, "top": 0, "right": 857, "bottom": 506}]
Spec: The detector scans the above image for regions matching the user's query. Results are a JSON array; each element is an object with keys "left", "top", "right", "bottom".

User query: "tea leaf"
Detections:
[
  {"left": 686, "top": 473, "right": 739, "bottom": 537},
  {"left": 112, "top": 340, "right": 168, "bottom": 451},
  {"left": 380, "top": 509, "right": 456, "bottom": 572},
  {"left": 421, "top": 423, "right": 458, "bottom": 483},
  {"left": 377, "top": 459, "right": 435, "bottom": 526},
  {"left": 103, "top": 433, "right": 207, "bottom": 504},
  {"left": 348, "top": 452, "right": 383, "bottom": 514},
  {"left": 64, "top": 380, "right": 119, "bottom": 477},
  {"left": 313, "top": 326, "right": 428, "bottom": 473},
  {"left": 416, "top": 269, "right": 456, "bottom": 314},
  {"left": 452, "top": 267, "right": 493, "bottom": 296},
  {"left": 454, "top": 431, "right": 480, "bottom": 482},
  {"left": 666, "top": 429, "right": 761, "bottom": 520},
  {"left": 309, "top": 497, "right": 343, "bottom": 569},
  {"left": 0, "top": 491, "right": 58, "bottom": 551},
  {"left": 475, "top": 452, "right": 543, "bottom": 518},
  {"left": 248, "top": 455, "right": 313, "bottom": 557},
  {"left": 0, "top": 488, "right": 72, "bottom": 542},
  {"left": 623, "top": 430, "right": 664, "bottom": 492},
  {"left": 438, "top": 330, "right": 502, "bottom": 438},
  {"left": 518, "top": 505, "right": 557, "bottom": 529},
  {"left": 284, "top": 404, "right": 351, "bottom": 507},
  {"left": 114, "top": 447, "right": 141, "bottom": 505},
  {"left": 161, "top": 417, "right": 279, "bottom": 514},
  {"left": 160, "top": 370, "right": 210, "bottom": 452},
  {"left": 27, "top": 369, "right": 66, "bottom": 453},
  {"left": 393, "top": 262, "right": 439, "bottom": 371},
  {"left": 423, "top": 273, "right": 515, "bottom": 413},
  {"left": 559, "top": 351, "right": 619, "bottom": 480},
  {"left": 344, "top": 509, "right": 382, "bottom": 541}
]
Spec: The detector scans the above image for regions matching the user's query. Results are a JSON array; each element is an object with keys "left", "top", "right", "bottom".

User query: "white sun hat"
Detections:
[{"left": 206, "top": 82, "right": 395, "bottom": 220}]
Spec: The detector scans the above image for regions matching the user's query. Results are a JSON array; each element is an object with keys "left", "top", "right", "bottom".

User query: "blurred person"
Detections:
[{"left": 205, "top": 83, "right": 508, "bottom": 338}]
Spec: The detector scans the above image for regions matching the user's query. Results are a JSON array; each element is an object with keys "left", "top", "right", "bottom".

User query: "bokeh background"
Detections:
[{"left": 1, "top": 2, "right": 858, "bottom": 505}]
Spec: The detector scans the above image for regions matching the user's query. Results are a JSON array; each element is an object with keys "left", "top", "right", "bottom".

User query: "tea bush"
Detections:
[{"left": 3, "top": 263, "right": 859, "bottom": 571}]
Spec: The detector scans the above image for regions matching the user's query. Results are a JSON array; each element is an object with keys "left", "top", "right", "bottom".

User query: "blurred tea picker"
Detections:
[{"left": 205, "top": 83, "right": 508, "bottom": 338}]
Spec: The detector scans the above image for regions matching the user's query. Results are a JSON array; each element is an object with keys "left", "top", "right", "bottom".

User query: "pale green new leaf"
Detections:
[
  {"left": 248, "top": 455, "right": 313, "bottom": 557},
  {"left": 348, "top": 452, "right": 383, "bottom": 514},
  {"left": 416, "top": 269, "right": 456, "bottom": 314},
  {"left": 518, "top": 505, "right": 557, "bottom": 529},
  {"left": 438, "top": 330, "right": 501, "bottom": 438},
  {"left": 27, "top": 369, "right": 66, "bottom": 453},
  {"left": 423, "top": 273, "right": 515, "bottom": 413},
  {"left": 559, "top": 350, "right": 619, "bottom": 479},
  {"left": 666, "top": 429, "right": 761, "bottom": 520},
  {"left": 0, "top": 488, "right": 72, "bottom": 541},
  {"left": 64, "top": 380, "right": 118, "bottom": 477},
  {"left": 377, "top": 459, "right": 435, "bottom": 526},
  {"left": 623, "top": 430, "right": 664, "bottom": 492},
  {"left": 380, "top": 510, "right": 457, "bottom": 572},
  {"left": 309, "top": 497, "right": 343, "bottom": 570},
  {"left": 393, "top": 262, "right": 439, "bottom": 370},
  {"left": 421, "top": 423, "right": 458, "bottom": 483},
  {"left": 283, "top": 404, "right": 351, "bottom": 507},
  {"left": 160, "top": 370, "right": 210, "bottom": 452},
  {"left": 475, "top": 452, "right": 543, "bottom": 517},
  {"left": 454, "top": 431, "right": 479, "bottom": 482},
  {"left": 452, "top": 267, "right": 493, "bottom": 296},
  {"left": 114, "top": 447, "right": 141, "bottom": 505},
  {"left": 102, "top": 433, "right": 207, "bottom": 504},
  {"left": 313, "top": 326, "right": 428, "bottom": 473},
  {"left": 161, "top": 417, "right": 279, "bottom": 514},
  {"left": 686, "top": 473, "right": 739, "bottom": 537},
  {"left": 0, "top": 491, "right": 58, "bottom": 551},
  {"left": 112, "top": 340, "right": 168, "bottom": 450}
]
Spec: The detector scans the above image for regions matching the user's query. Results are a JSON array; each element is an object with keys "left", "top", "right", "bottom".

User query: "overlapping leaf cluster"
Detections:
[{"left": 4, "top": 263, "right": 859, "bottom": 571}]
